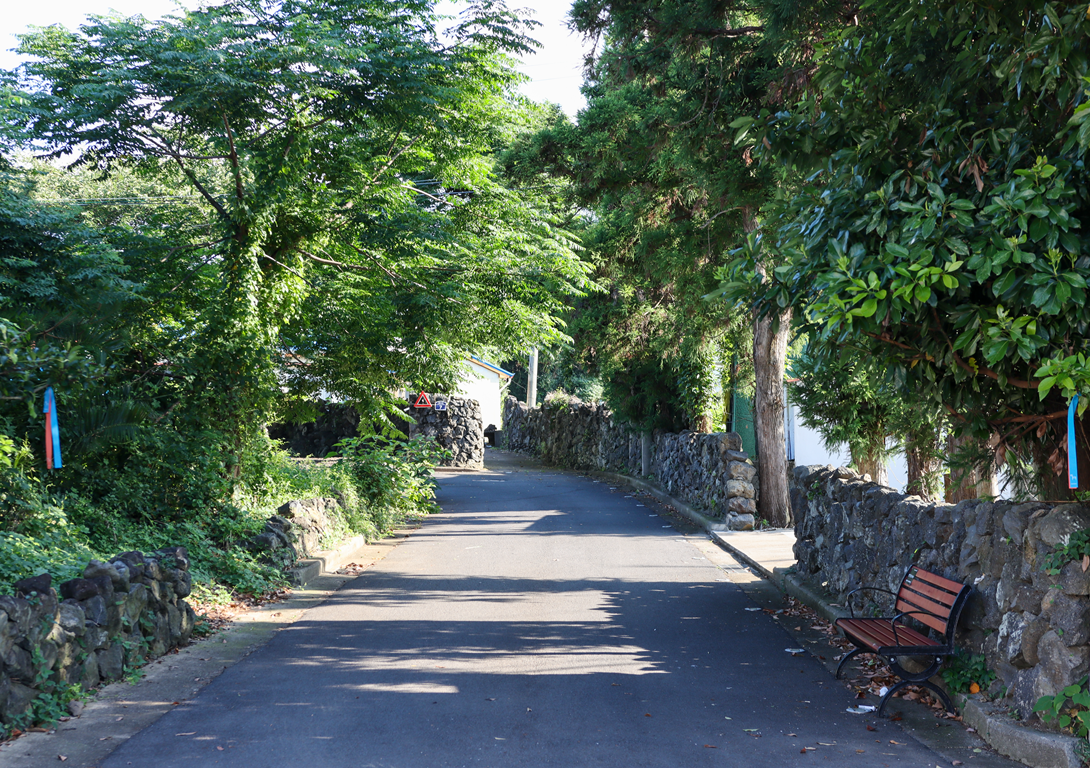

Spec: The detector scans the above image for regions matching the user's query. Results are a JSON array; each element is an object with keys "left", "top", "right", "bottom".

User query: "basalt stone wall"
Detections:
[
  {"left": 790, "top": 464, "right": 1090, "bottom": 721},
  {"left": 502, "top": 396, "right": 758, "bottom": 528},
  {"left": 0, "top": 547, "right": 197, "bottom": 726},
  {"left": 407, "top": 395, "right": 484, "bottom": 468},
  {"left": 267, "top": 400, "right": 360, "bottom": 458}
]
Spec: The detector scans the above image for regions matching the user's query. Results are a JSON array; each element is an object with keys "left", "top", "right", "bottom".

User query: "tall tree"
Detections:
[
  {"left": 553, "top": 0, "right": 848, "bottom": 523},
  {"left": 723, "top": 0, "right": 1090, "bottom": 499},
  {"left": 7, "top": 0, "right": 591, "bottom": 458}
]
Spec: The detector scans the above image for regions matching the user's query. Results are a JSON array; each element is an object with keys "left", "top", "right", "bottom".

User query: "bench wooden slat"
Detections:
[
  {"left": 897, "top": 592, "right": 955, "bottom": 631},
  {"left": 911, "top": 567, "right": 964, "bottom": 595},
  {"left": 837, "top": 618, "right": 936, "bottom": 651},
  {"left": 904, "top": 578, "right": 959, "bottom": 607}
]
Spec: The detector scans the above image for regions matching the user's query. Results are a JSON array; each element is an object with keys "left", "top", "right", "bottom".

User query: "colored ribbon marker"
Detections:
[
  {"left": 44, "top": 386, "right": 62, "bottom": 470},
  {"left": 1069, "top": 393, "right": 1080, "bottom": 490}
]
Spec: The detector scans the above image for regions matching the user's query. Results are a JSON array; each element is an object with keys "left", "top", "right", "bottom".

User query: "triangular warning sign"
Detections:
[{"left": 413, "top": 391, "right": 433, "bottom": 408}]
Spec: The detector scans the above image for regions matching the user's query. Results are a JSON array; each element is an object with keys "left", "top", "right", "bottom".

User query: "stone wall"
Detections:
[
  {"left": 1, "top": 547, "right": 197, "bottom": 726},
  {"left": 268, "top": 400, "right": 360, "bottom": 458},
  {"left": 502, "top": 396, "right": 758, "bottom": 529},
  {"left": 790, "top": 464, "right": 1090, "bottom": 721},
  {"left": 407, "top": 395, "right": 484, "bottom": 468}
]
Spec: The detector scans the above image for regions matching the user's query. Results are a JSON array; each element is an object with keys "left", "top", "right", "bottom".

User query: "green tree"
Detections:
[
  {"left": 723, "top": 0, "right": 1090, "bottom": 499},
  {"left": 7, "top": 0, "right": 590, "bottom": 457}
]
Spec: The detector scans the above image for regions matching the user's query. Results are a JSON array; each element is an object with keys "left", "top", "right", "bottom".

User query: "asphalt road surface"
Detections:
[{"left": 98, "top": 451, "right": 963, "bottom": 767}]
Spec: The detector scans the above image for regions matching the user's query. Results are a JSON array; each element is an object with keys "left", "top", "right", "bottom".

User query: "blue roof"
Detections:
[{"left": 469, "top": 356, "right": 515, "bottom": 379}]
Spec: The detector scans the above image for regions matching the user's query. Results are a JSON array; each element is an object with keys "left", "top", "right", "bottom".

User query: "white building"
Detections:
[{"left": 458, "top": 357, "right": 513, "bottom": 431}]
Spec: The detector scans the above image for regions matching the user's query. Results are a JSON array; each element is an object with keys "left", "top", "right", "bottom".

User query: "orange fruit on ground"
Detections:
[{"left": 969, "top": 683, "right": 980, "bottom": 694}]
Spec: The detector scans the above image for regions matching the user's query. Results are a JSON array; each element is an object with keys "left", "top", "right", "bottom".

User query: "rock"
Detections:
[
  {"left": 68, "top": 699, "right": 85, "bottom": 717},
  {"left": 13, "top": 573, "right": 52, "bottom": 597},
  {"left": 729, "top": 514, "right": 756, "bottom": 531},
  {"left": 725, "top": 479, "right": 755, "bottom": 499},
  {"left": 57, "top": 602, "right": 86, "bottom": 637},
  {"left": 727, "top": 461, "right": 757, "bottom": 482},
  {"left": 727, "top": 496, "right": 757, "bottom": 516},
  {"left": 998, "top": 611, "right": 1035, "bottom": 668},
  {"left": 79, "top": 651, "right": 100, "bottom": 691},
  {"left": 1036, "top": 630, "right": 1090, "bottom": 697},
  {"left": 2, "top": 682, "right": 38, "bottom": 724},
  {"left": 80, "top": 595, "right": 108, "bottom": 628},
  {"left": 154, "top": 546, "right": 190, "bottom": 571},
  {"left": 108, "top": 560, "right": 131, "bottom": 592},
  {"left": 96, "top": 643, "right": 124, "bottom": 681},
  {"left": 59, "top": 578, "right": 99, "bottom": 602},
  {"left": 1035, "top": 504, "right": 1090, "bottom": 547},
  {"left": 1021, "top": 617, "right": 1050, "bottom": 667},
  {"left": 1058, "top": 559, "right": 1090, "bottom": 596},
  {"left": 1041, "top": 592, "right": 1090, "bottom": 646},
  {"left": 248, "top": 531, "right": 283, "bottom": 551}
]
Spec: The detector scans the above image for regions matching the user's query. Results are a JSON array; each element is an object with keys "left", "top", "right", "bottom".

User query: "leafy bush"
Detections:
[
  {"left": 941, "top": 649, "right": 997, "bottom": 694},
  {"left": 0, "top": 529, "right": 101, "bottom": 595},
  {"left": 336, "top": 435, "right": 449, "bottom": 534},
  {"left": 1034, "top": 677, "right": 1090, "bottom": 738},
  {"left": 1042, "top": 529, "right": 1090, "bottom": 576}
]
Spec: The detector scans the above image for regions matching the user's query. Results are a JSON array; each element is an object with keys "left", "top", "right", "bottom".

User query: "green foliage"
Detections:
[
  {"left": 720, "top": 0, "right": 1090, "bottom": 498},
  {"left": 0, "top": 529, "right": 99, "bottom": 597},
  {"left": 336, "top": 436, "right": 450, "bottom": 534},
  {"left": 941, "top": 649, "right": 997, "bottom": 695},
  {"left": 1041, "top": 528, "right": 1090, "bottom": 575},
  {"left": 1034, "top": 676, "right": 1090, "bottom": 738}
]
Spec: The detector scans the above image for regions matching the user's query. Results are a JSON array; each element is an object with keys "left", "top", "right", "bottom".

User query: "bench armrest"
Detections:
[
  {"left": 843, "top": 586, "right": 899, "bottom": 619},
  {"left": 891, "top": 610, "right": 947, "bottom": 647}
]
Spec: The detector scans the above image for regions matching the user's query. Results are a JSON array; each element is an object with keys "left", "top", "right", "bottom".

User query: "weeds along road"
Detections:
[{"left": 95, "top": 450, "right": 966, "bottom": 768}]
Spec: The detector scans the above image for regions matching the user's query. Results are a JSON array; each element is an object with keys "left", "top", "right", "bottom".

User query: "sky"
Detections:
[{"left": 0, "top": 0, "right": 590, "bottom": 117}]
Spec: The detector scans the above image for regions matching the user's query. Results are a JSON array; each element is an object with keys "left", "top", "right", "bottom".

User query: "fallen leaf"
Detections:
[
  {"left": 787, "top": 733, "right": 798, "bottom": 737},
  {"left": 866, "top": 725, "right": 877, "bottom": 732},
  {"left": 703, "top": 744, "right": 717, "bottom": 748},
  {"left": 645, "top": 713, "right": 652, "bottom": 717},
  {"left": 818, "top": 742, "right": 836, "bottom": 746},
  {"left": 217, "top": 746, "right": 224, "bottom": 751},
  {"left": 176, "top": 732, "right": 196, "bottom": 736},
  {"left": 58, "top": 757, "right": 67, "bottom": 762},
  {"left": 485, "top": 698, "right": 496, "bottom": 701},
  {"left": 743, "top": 729, "right": 760, "bottom": 732},
  {"left": 890, "top": 740, "right": 906, "bottom": 745},
  {"left": 952, "top": 762, "right": 963, "bottom": 766},
  {"left": 800, "top": 748, "right": 808, "bottom": 754}
]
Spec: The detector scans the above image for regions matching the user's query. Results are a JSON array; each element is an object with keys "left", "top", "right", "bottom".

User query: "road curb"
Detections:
[{"left": 577, "top": 462, "right": 1087, "bottom": 768}]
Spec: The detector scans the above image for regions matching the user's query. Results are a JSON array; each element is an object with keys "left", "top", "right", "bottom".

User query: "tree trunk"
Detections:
[
  {"left": 852, "top": 443, "right": 889, "bottom": 487},
  {"left": 905, "top": 439, "right": 943, "bottom": 501},
  {"left": 945, "top": 432, "right": 997, "bottom": 503},
  {"left": 753, "top": 309, "right": 792, "bottom": 527}
]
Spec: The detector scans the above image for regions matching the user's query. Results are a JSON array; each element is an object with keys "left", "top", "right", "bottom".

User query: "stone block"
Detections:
[
  {"left": 1020, "top": 616, "right": 1050, "bottom": 667},
  {"left": 1034, "top": 504, "right": 1090, "bottom": 548},
  {"left": 14, "top": 573, "right": 52, "bottom": 597},
  {"left": 727, "top": 496, "right": 756, "bottom": 516},
  {"left": 1036, "top": 630, "right": 1090, "bottom": 696},
  {"left": 725, "top": 479, "right": 755, "bottom": 499},
  {"left": 97, "top": 643, "right": 124, "bottom": 681},
  {"left": 1041, "top": 592, "right": 1090, "bottom": 646},
  {"left": 1058, "top": 560, "right": 1090, "bottom": 596},
  {"left": 1, "top": 682, "right": 37, "bottom": 725},
  {"left": 81, "top": 595, "right": 108, "bottom": 628},
  {"left": 60, "top": 578, "right": 100, "bottom": 602},
  {"left": 728, "top": 514, "right": 755, "bottom": 531},
  {"left": 997, "top": 611, "right": 1035, "bottom": 668},
  {"left": 727, "top": 461, "right": 757, "bottom": 482},
  {"left": 80, "top": 651, "right": 100, "bottom": 691}
]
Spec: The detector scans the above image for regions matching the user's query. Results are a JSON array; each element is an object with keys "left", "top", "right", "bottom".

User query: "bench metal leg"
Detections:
[
  {"left": 835, "top": 647, "right": 865, "bottom": 679},
  {"left": 877, "top": 678, "right": 955, "bottom": 717}
]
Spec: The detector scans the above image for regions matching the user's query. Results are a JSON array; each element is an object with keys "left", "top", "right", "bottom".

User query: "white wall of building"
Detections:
[
  {"left": 458, "top": 362, "right": 507, "bottom": 430},
  {"left": 788, "top": 403, "right": 909, "bottom": 492}
]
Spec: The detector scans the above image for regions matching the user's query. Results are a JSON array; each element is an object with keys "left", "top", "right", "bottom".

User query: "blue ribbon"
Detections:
[
  {"left": 1069, "top": 393, "right": 1079, "bottom": 489},
  {"left": 44, "top": 386, "right": 62, "bottom": 469}
]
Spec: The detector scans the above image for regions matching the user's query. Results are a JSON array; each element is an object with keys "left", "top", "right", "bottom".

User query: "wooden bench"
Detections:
[{"left": 834, "top": 565, "right": 971, "bottom": 716}]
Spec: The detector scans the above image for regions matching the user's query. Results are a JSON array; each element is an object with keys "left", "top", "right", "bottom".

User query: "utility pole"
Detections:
[{"left": 527, "top": 348, "right": 538, "bottom": 408}]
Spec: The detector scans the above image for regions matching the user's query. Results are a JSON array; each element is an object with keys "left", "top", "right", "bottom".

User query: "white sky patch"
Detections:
[{"left": 1, "top": 0, "right": 589, "bottom": 118}]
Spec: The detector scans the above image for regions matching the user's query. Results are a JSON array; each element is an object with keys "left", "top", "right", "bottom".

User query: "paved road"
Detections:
[{"left": 99, "top": 452, "right": 959, "bottom": 767}]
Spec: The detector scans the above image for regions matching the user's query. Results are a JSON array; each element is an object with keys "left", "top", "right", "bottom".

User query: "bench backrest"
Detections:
[{"left": 895, "top": 565, "right": 970, "bottom": 639}]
